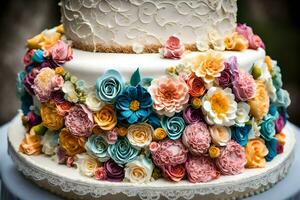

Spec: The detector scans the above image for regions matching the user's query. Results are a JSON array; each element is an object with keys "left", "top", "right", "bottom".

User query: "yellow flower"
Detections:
[
  {"left": 117, "top": 127, "right": 128, "bottom": 137},
  {"left": 224, "top": 32, "right": 249, "bottom": 51},
  {"left": 26, "top": 27, "right": 62, "bottom": 50},
  {"left": 191, "top": 51, "right": 225, "bottom": 83},
  {"left": 166, "top": 66, "right": 177, "bottom": 75},
  {"left": 275, "top": 132, "right": 286, "bottom": 145},
  {"left": 245, "top": 139, "right": 269, "bottom": 168},
  {"left": 209, "top": 145, "right": 221, "bottom": 158},
  {"left": 56, "top": 24, "right": 64, "bottom": 34},
  {"left": 94, "top": 105, "right": 117, "bottom": 131},
  {"left": 248, "top": 80, "right": 270, "bottom": 121},
  {"left": 55, "top": 66, "right": 65, "bottom": 75},
  {"left": 265, "top": 56, "right": 273, "bottom": 72},
  {"left": 59, "top": 128, "right": 86, "bottom": 156},
  {"left": 40, "top": 101, "right": 64, "bottom": 131},
  {"left": 191, "top": 97, "right": 202, "bottom": 109},
  {"left": 19, "top": 133, "right": 42, "bottom": 155},
  {"left": 127, "top": 123, "right": 153, "bottom": 148},
  {"left": 153, "top": 128, "right": 167, "bottom": 141}
]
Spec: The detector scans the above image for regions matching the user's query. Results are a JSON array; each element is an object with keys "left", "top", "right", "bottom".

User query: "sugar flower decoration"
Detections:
[
  {"left": 209, "top": 125, "right": 231, "bottom": 146},
  {"left": 19, "top": 133, "right": 42, "bottom": 155},
  {"left": 224, "top": 32, "right": 249, "bottom": 51},
  {"left": 85, "top": 90, "right": 104, "bottom": 112},
  {"left": 260, "top": 114, "right": 276, "bottom": 141},
  {"left": 125, "top": 155, "right": 154, "bottom": 183},
  {"left": 94, "top": 167, "right": 107, "bottom": 180},
  {"left": 186, "top": 73, "right": 206, "bottom": 97},
  {"left": 162, "top": 164, "right": 186, "bottom": 182},
  {"left": 216, "top": 56, "right": 236, "bottom": 88},
  {"left": 161, "top": 116, "right": 185, "bottom": 140},
  {"left": 265, "top": 138, "right": 278, "bottom": 162},
  {"left": 245, "top": 139, "right": 268, "bottom": 168},
  {"left": 202, "top": 87, "right": 237, "bottom": 126},
  {"left": 93, "top": 105, "right": 117, "bottom": 131},
  {"left": 62, "top": 81, "right": 79, "bottom": 103},
  {"left": 196, "top": 30, "right": 225, "bottom": 51},
  {"left": 232, "top": 69, "right": 256, "bottom": 102},
  {"left": 162, "top": 36, "right": 185, "bottom": 59},
  {"left": 127, "top": 123, "right": 153, "bottom": 149},
  {"left": 41, "top": 130, "right": 58, "bottom": 156},
  {"left": 104, "top": 159, "right": 125, "bottom": 182},
  {"left": 44, "top": 40, "right": 73, "bottom": 64},
  {"left": 76, "top": 154, "right": 98, "bottom": 177},
  {"left": 231, "top": 125, "right": 252, "bottom": 146},
  {"left": 59, "top": 128, "right": 86, "bottom": 156},
  {"left": 40, "top": 101, "right": 64, "bottom": 131},
  {"left": 236, "top": 23, "right": 265, "bottom": 50},
  {"left": 183, "top": 106, "right": 203, "bottom": 124},
  {"left": 235, "top": 102, "right": 250, "bottom": 126},
  {"left": 85, "top": 134, "right": 109, "bottom": 162}
]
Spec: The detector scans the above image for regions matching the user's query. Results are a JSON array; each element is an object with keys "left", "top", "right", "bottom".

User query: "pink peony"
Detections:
[
  {"left": 275, "top": 114, "right": 285, "bottom": 133},
  {"left": 23, "top": 49, "right": 35, "bottom": 66},
  {"left": 185, "top": 155, "right": 219, "bottom": 183},
  {"left": 149, "top": 142, "right": 160, "bottom": 153},
  {"left": 51, "top": 75, "right": 64, "bottom": 91},
  {"left": 249, "top": 34, "right": 265, "bottom": 50},
  {"left": 150, "top": 139, "right": 188, "bottom": 167},
  {"left": 148, "top": 76, "right": 189, "bottom": 117},
  {"left": 163, "top": 36, "right": 185, "bottom": 59},
  {"left": 94, "top": 167, "right": 108, "bottom": 180},
  {"left": 182, "top": 122, "right": 211, "bottom": 155},
  {"left": 46, "top": 40, "right": 73, "bottom": 64},
  {"left": 65, "top": 104, "right": 93, "bottom": 137},
  {"left": 216, "top": 140, "right": 246, "bottom": 175},
  {"left": 162, "top": 164, "right": 186, "bottom": 182},
  {"left": 236, "top": 23, "right": 253, "bottom": 41},
  {"left": 232, "top": 69, "right": 256, "bottom": 101}
]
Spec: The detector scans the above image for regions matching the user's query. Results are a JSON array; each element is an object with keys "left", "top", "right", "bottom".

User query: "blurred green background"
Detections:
[{"left": 0, "top": 0, "right": 299, "bottom": 125}]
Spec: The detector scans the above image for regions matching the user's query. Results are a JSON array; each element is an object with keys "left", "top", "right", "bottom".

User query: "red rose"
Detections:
[
  {"left": 162, "top": 164, "right": 186, "bottom": 182},
  {"left": 94, "top": 167, "right": 107, "bottom": 180},
  {"left": 187, "top": 73, "right": 206, "bottom": 97},
  {"left": 163, "top": 36, "right": 185, "bottom": 59}
]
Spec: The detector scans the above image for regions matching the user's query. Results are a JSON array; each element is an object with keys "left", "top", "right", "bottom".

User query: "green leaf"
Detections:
[{"left": 130, "top": 68, "right": 141, "bottom": 86}]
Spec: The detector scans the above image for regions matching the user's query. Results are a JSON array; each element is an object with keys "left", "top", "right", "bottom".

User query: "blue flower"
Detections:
[
  {"left": 96, "top": 70, "right": 125, "bottom": 103},
  {"left": 85, "top": 134, "right": 109, "bottom": 162},
  {"left": 16, "top": 71, "right": 26, "bottom": 98},
  {"left": 278, "top": 107, "right": 289, "bottom": 124},
  {"left": 146, "top": 113, "right": 162, "bottom": 129},
  {"left": 268, "top": 104, "right": 279, "bottom": 120},
  {"left": 162, "top": 115, "right": 185, "bottom": 140},
  {"left": 32, "top": 49, "right": 45, "bottom": 63},
  {"left": 108, "top": 137, "right": 140, "bottom": 165},
  {"left": 21, "top": 92, "right": 33, "bottom": 115},
  {"left": 260, "top": 114, "right": 276, "bottom": 141},
  {"left": 231, "top": 125, "right": 252, "bottom": 146},
  {"left": 265, "top": 138, "right": 278, "bottom": 162},
  {"left": 275, "top": 89, "right": 291, "bottom": 108},
  {"left": 271, "top": 64, "right": 283, "bottom": 90},
  {"left": 116, "top": 85, "right": 152, "bottom": 124}
]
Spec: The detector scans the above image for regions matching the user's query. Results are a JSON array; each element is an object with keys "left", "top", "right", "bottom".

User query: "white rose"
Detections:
[
  {"left": 62, "top": 81, "right": 78, "bottom": 103},
  {"left": 41, "top": 130, "right": 58, "bottom": 155},
  {"left": 127, "top": 123, "right": 153, "bottom": 149},
  {"left": 132, "top": 43, "right": 144, "bottom": 54},
  {"left": 75, "top": 154, "right": 98, "bottom": 177},
  {"left": 209, "top": 125, "right": 231, "bottom": 146},
  {"left": 196, "top": 39, "right": 210, "bottom": 52},
  {"left": 125, "top": 155, "right": 154, "bottom": 183},
  {"left": 265, "top": 78, "right": 277, "bottom": 102},
  {"left": 209, "top": 30, "right": 225, "bottom": 51},
  {"left": 235, "top": 102, "right": 250, "bottom": 126},
  {"left": 85, "top": 91, "right": 104, "bottom": 111}
]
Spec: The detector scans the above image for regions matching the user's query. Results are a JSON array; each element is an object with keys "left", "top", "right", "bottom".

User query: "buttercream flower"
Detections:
[
  {"left": 236, "top": 23, "right": 254, "bottom": 41},
  {"left": 40, "top": 101, "right": 64, "bottom": 131},
  {"left": 62, "top": 81, "right": 79, "bottom": 103},
  {"left": 249, "top": 34, "right": 265, "bottom": 50},
  {"left": 59, "top": 128, "right": 86, "bottom": 156},
  {"left": 162, "top": 36, "right": 185, "bottom": 59},
  {"left": 56, "top": 101, "right": 72, "bottom": 116},
  {"left": 191, "top": 51, "right": 225, "bottom": 83},
  {"left": 150, "top": 139, "right": 188, "bottom": 167},
  {"left": 94, "top": 167, "right": 107, "bottom": 180},
  {"left": 16, "top": 71, "right": 26, "bottom": 98},
  {"left": 232, "top": 69, "right": 256, "bottom": 101},
  {"left": 277, "top": 143, "right": 284, "bottom": 154},
  {"left": 216, "top": 140, "right": 246, "bottom": 175},
  {"left": 41, "top": 130, "right": 59, "bottom": 155},
  {"left": 26, "top": 27, "right": 62, "bottom": 50},
  {"left": 209, "top": 125, "right": 231, "bottom": 146},
  {"left": 24, "top": 68, "right": 39, "bottom": 95},
  {"left": 260, "top": 114, "right": 276, "bottom": 141},
  {"left": 162, "top": 164, "right": 186, "bottom": 182},
  {"left": 116, "top": 85, "right": 152, "bottom": 124},
  {"left": 45, "top": 40, "right": 72, "bottom": 64},
  {"left": 275, "top": 132, "right": 286, "bottom": 146},
  {"left": 224, "top": 32, "right": 249, "bottom": 51},
  {"left": 202, "top": 87, "right": 237, "bottom": 126},
  {"left": 19, "top": 133, "right": 42, "bottom": 155},
  {"left": 127, "top": 123, "right": 153, "bottom": 149},
  {"left": 275, "top": 114, "right": 285, "bottom": 133},
  {"left": 235, "top": 102, "right": 250, "bottom": 126},
  {"left": 116, "top": 127, "right": 128, "bottom": 137},
  {"left": 32, "top": 49, "right": 45, "bottom": 63},
  {"left": 185, "top": 155, "right": 219, "bottom": 183},
  {"left": 148, "top": 76, "right": 189, "bottom": 117},
  {"left": 85, "top": 134, "right": 109, "bottom": 162},
  {"left": 231, "top": 125, "right": 252, "bottom": 146},
  {"left": 125, "top": 155, "right": 154, "bottom": 183},
  {"left": 271, "top": 63, "right": 283, "bottom": 89},
  {"left": 183, "top": 106, "right": 203, "bottom": 124},
  {"left": 108, "top": 137, "right": 140, "bottom": 165},
  {"left": 265, "top": 138, "right": 278, "bottom": 161},
  {"left": 152, "top": 128, "right": 167, "bottom": 141},
  {"left": 26, "top": 111, "right": 42, "bottom": 127},
  {"left": 76, "top": 154, "right": 98, "bottom": 177},
  {"left": 85, "top": 90, "right": 104, "bottom": 112},
  {"left": 106, "top": 129, "right": 118, "bottom": 144},
  {"left": 265, "top": 78, "right": 277, "bottom": 102},
  {"left": 182, "top": 122, "right": 211, "bottom": 155},
  {"left": 51, "top": 75, "right": 64, "bottom": 91},
  {"left": 209, "top": 145, "right": 221, "bottom": 158},
  {"left": 275, "top": 89, "right": 291, "bottom": 108},
  {"left": 23, "top": 50, "right": 35, "bottom": 66},
  {"left": 104, "top": 159, "right": 125, "bottom": 182},
  {"left": 146, "top": 113, "right": 161, "bottom": 129},
  {"left": 96, "top": 70, "right": 125, "bottom": 103},
  {"left": 66, "top": 157, "right": 74, "bottom": 168},
  {"left": 216, "top": 57, "right": 235, "bottom": 88},
  {"left": 245, "top": 139, "right": 268, "bottom": 168},
  {"left": 186, "top": 73, "right": 206, "bottom": 97},
  {"left": 65, "top": 104, "right": 93, "bottom": 137},
  {"left": 248, "top": 80, "right": 270, "bottom": 121},
  {"left": 94, "top": 105, "right": 117, "bottom": 131},
  {"left": 162, "top": 116, "right": 185, "bottom": 140}
]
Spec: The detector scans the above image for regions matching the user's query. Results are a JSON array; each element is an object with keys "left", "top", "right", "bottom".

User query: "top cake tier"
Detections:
[{"left": 61, "top": 0, "right": 237, "bottom": 53}]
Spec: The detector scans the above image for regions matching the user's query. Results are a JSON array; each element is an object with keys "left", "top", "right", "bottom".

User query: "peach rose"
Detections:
[
  {"left": 163, "top": 36, "right": 185, "bottom": 59},
  {"left": 245, "top": 139, "right": 269, "bottom": 168},
  {"left": 40, "top": 101, "right": 64, "bottom": 131},
  {"left": 94, "top": 105, "right": 117, "bottom": 131},
  {"left": 19, "top": 133, "right": 42, "bottom": 155},
  {"left": 224, "top": 32, "right": 249, "bottom": 51},
  {"left": 59, "top": 128, "right": 86, "bottom": 156},
  {"left": 187, "top": 73, "right": 206, "bottom": 97}
]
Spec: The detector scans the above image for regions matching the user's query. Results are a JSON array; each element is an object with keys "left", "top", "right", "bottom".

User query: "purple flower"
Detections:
[
  {"left": 275, "top": 114, "right": 285, "bottom": 133},
  {"left": 27, "top": 111, "right": 42, "bottom": 126},
  {"left": 104, "top": 159, "right": 125, "bottom": 182},
  {"left": 23, "top": 68, "right": 39, "bottom": 95},
  {"left": 236, "top": 23, "right": 253, "bottom": 41},
  {"left": 57, "top": 147, "right": 67, "bottom": 164},
  {"left": 51, "top": 90, "right": 65, "bottom": 104},
  {"left": 183, "top": 106, "right": 203, "bottom": 124}
]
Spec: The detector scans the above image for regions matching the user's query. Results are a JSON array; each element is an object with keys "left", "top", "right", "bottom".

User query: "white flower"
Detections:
[
  {"left": 209, "top": 125, "right": 231, "bottom": 146},
  {"left": 196, "top": 39, "right": 210, "bottom": 52},
  {"left": 62, "top": 81, "right": 78, "bottom": 103},
  {"left": 176, "top": 63, "right": 192, "bottom": 77},
  {"left": 256, "top": 61, "right": 271, "bottom": 81},
  {"left": 85, "top": 90, "right": 104, "bottom": 111},
  {"left": 41, "top": 130, "right": 58, "bottom": 155},
  {"left": 235, "top": 102, "right": 250, "bottom": 126},
  {"left": 248, "top": 118, "right": 261, "bottom": 139},
  {"left": 202, "top": 87, "right": 237, "bottom": 126},
  {"left": 125, "top": 155, "right": 154, "bottom": 183},
  {"left": 127, "top": 123, "right": 153, "bottom": 149},
  {"left": 196, "top": 30, "right": 225, "bottom": 51},
  {"left": 265, "top": 78, "right": 277, "bottom": 102},
  {"left": 132, "top": 43, "right": 144, "bottom": 54},
  {"left": 75, "top": 154, "right": 98, "bottom": 177}
]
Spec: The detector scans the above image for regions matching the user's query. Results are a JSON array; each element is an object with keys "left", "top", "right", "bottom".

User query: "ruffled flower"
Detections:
[
  {"left": 85, "top": 134, "right": 109, "bottom": 162},
  {"left": 275, "top": 89, "right": 291, "bottom": 108},
  {"left": 104, "top": 159, "right": 125, "bottom": 182},
  {"left": 116, "top": 85, "right": 153, "bottom": 124},
  {"left": 216, "top": 140, "right": 246, "bottom": 175},
  {"left": 76, "top": 154, "right": 98, "bottom": 177},
  {"left": 108, "top": 137, "right": 140, "bottom": 165},
  {"left": 271, "top": 62, "right": 283, "bottom": 89},
  {"left": 23, "top": 68, "right": 39, "bottom": 95},
  {"left": 209, "top": 125, "right": 231, "bottom": 146},
  {"left": 186, "top": 73, "right": 206, "bottom": 97},
  {"left": 44, "top": 40, "right": 73, "bottom": 64},
  {"left": 162, "top": 116, "right": 185, "bottom": 140},
  {"left": 183, "top": 106, "right": 203, "bottom": 124},
  {"left": 249, "top": 35, "right": 265, "bottom": 50},
  {"left": 196, "top": 30, "right": 225, "bottom": 51},
  {"left": 236, "top": 23, "right": 253, "bottom": 41},
  {"left": 260, "top": 114, "right": 276, "bottom": 141},
  {"left": 275, "top": 114, "right": 285, "bottom": 133},
  {"left": 216, "top": 57, "right": 235, "bottom": 88},
  {"left": 235, "top": 102, "right": 250, "bottom": 126},
  {"left": 40, "top": 101, "right": 64, "bottom": 131},
  {"left": 248, "top": 80, "right": 270, "bottom": 121},
  {"left": 85, "top": 90, "right": 104, "bottom": 112},
  {"left": 94, "top": 105, "right": 117, "bottom": 131},
  {"left": 148, "top": 76, "right": 189, "bottom": 117},
  {"left": 236, "top": 23, "right": 265, "bottom": 50},
  {"left": 162, "top": 36, "right": 185, "bottom": 59},
  {"left": 41, "top": 130, "right": 59, "bottom": 155},
  {"left": 96, "top": 70, "right": 125, "bottom": 103},
  {"left": 59, "top": 128, "right": 86, "bottom": 156},
  {"left": 224, "top": 32, "right": 249, "bottom": 51},
  {"left": 202, "top": 87, "right": 237, "bottom": 126},
  {"left": 231, "top": 125, "right": 252, "bottom": 146},
  {"left": 94, "top": 167, "right": 107, "bottom": 180},
  {"left": 232, "top": 69, "right": 256, "bottom": 101},
  {"left": 56, "top": 101, "right": 72, "bottom": 116},
  {"left": 185, "top": 155, "right": 219, "bottom": 183},
  {"left": 65, "top": 104, "right": 93, "bottom": 137},
  {"left": 127, "top": 123, "right": 153, "bottom": 149},
  {"left": 62, "top": 81, "right": 79, "bottom": 103},
  {"left": 162, "top": 164, "right": 186, "bottom": 182},
  {"left": 245, "top": 139, "right": 268, "bottom": 168},
  {"left": 19, "top": 133, "right": 42, "bottom": 155},
  {"left": 125, "top": 155, "right": 154, "bottom": 183},
  {"left": 265, "top": 138, "right": 278, "bottom": 161},
  {"left": 150, "top": 139, "right": 188, "bottom": 167},
  {"left": 106, "top": 129, "right": 118, "bottom": 144},
  {"left": 191, "top": 51, "right": 225, "bottom": 83},
  {"left": 182, "top": 122, "right": 211, "bottom": 155}
]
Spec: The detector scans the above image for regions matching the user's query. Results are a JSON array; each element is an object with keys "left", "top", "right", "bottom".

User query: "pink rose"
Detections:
[
  {"left": 236, "top": 23, "right": 254, "bottom": 41},
  {"left": 66, "top": 156, "right": 74, "bottom": 168},
  {"left": 249, "top": 34, "right": 265, "bottom": 50},
  {"left": 94, "top": 167, "right": 108, "bottom": 180},
  {"left": 275, "top": 114, "right": 285, "bottom": 133},
  {"left": 163, "top": 36, "right": 185, "bottom": 59},
  {"left": 106, "top": 128, "right": 118, "bottom": 144},
  {"left": 232, "top": 69, "right": 256, "bottom": 101},
  {"left": 216, "top": 140, "right": 246, "bottom": 175},
  {"left": 51, "top": 75, "right": 64, "bottom": 91},
  {"left": 149, "top": 142, "right": 160, "bottom": 153},
  {"left": 23, "top": 49, "right": 35, "bottom": 66},
  {"left": 185, "top": 155, "right": 219, "bottom": 183},
  {"left": 46, "top": 40, "right": 73, "bottom": 64},
  {"left": 162, "top": 164, "right": 186, "bottom": 182}
]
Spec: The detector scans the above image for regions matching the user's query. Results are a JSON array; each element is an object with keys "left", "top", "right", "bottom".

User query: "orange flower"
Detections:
[
  {"left": 265, "top": 56, "right": 273, "bottom": 72},
  {"left": 59, "top": 128, "right": 86, "bottom": 156},
  {"left": 245, "top": 139, "right": 269, "bottom": 168},
  {"left": 94, "top": 105, "right": 117, "bottom": 131},
  {"left": 153, "top": 128, "right": 167, "bottom": 141},
  {"left": 275, "top": 132, "right": 286, "bottom": 145},
  {"left": 19, "top": 133, "right": 42, "bottom": 155},
  {"left": 40, "top": 101, "right": 64, "bottom": 131},
  {"left": 187, "top": 73, "right": 206, "bottom": 97},
  {"left": 224, "top": 32, "right": 249, "bottom": 51}
]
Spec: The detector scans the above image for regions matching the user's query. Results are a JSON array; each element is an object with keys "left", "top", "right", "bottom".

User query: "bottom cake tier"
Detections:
[{"left": 7, "top": 113, "right": 296, "bottom": 200}]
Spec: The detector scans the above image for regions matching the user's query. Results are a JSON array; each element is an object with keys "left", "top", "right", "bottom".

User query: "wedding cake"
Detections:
[{"left": 9, "top": 0, "right": 294, "bottom": 199}]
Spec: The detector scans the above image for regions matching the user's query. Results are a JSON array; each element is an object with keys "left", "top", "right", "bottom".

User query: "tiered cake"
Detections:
[{"left": 9, "top": 0, "right": 294, "bottom": 199}]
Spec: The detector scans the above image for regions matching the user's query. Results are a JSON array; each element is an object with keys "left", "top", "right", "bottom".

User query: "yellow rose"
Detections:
[
  {"left": 40, "top": 102, "right": 64, "bottom": 131},
  {"left": 117, "top": 127, "right": 128, "bottom": 137},
  {"left": 245, "top": 139, "right": 269, "bottom": 168},
  {"left": 59, "top": 128, "right": 86, "bottom": 156},
  {"left": 209, "top": 145, "right": 221, "bottom": 158},
  {"left": 94, "top": 105, "right": 117, "bottom": 131},
  {"left": 19, "top": 133, "right": 42, "bottom": 155},
  {"left": 153, "top": 128, "right": 167, "bottom": 141},
  {"left": 224, "top": 32, "right": 249, "bottom": 51},
  {"left": 55, "top": 66, "right": 65, "bottom": 75},
  {"left": 127, "top": 123, "right": 153, "bottom": 148}
]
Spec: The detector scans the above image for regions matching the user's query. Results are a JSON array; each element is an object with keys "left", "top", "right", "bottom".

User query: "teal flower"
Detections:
[
  {"left": 16, "top": 71, "right": 26, "bottom": 98},
  {"left": 85, "top": 134, "right": 109, "bottom": 162},
  {"left": 265, "top": 138, "right": 278, "bottom": 162},
  {"left": 275, "top": 89, "right": 291, "bottom": 108},
  {"left": 268, "top": 104, "right": 279, "bottom": 120},
  {"left": 260, "top": 115, "right": 276, "bottom": 141},
  {"left": 108, "top": 137, "right": 140, "bottom": 165},
  {"left": 146, "top": 113, "right": 162, "bottom": 129},
  {"left": 162, "top": 115, "right": 185, "bottom": 140},
  {"left": 271, "top": 64, "right": 283, "bottom": 90},
  {"left": 32, "top": 49, "right": 45, "bottom": 63},
  {"left": 231, "top": 125, "right": 252, "bottom": 146},
  {"left": 116, "top": 85, "right": 153, "bottom": 124},
  {"left": 96, "top": 70, "right": 125, "bottom": 103}
]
